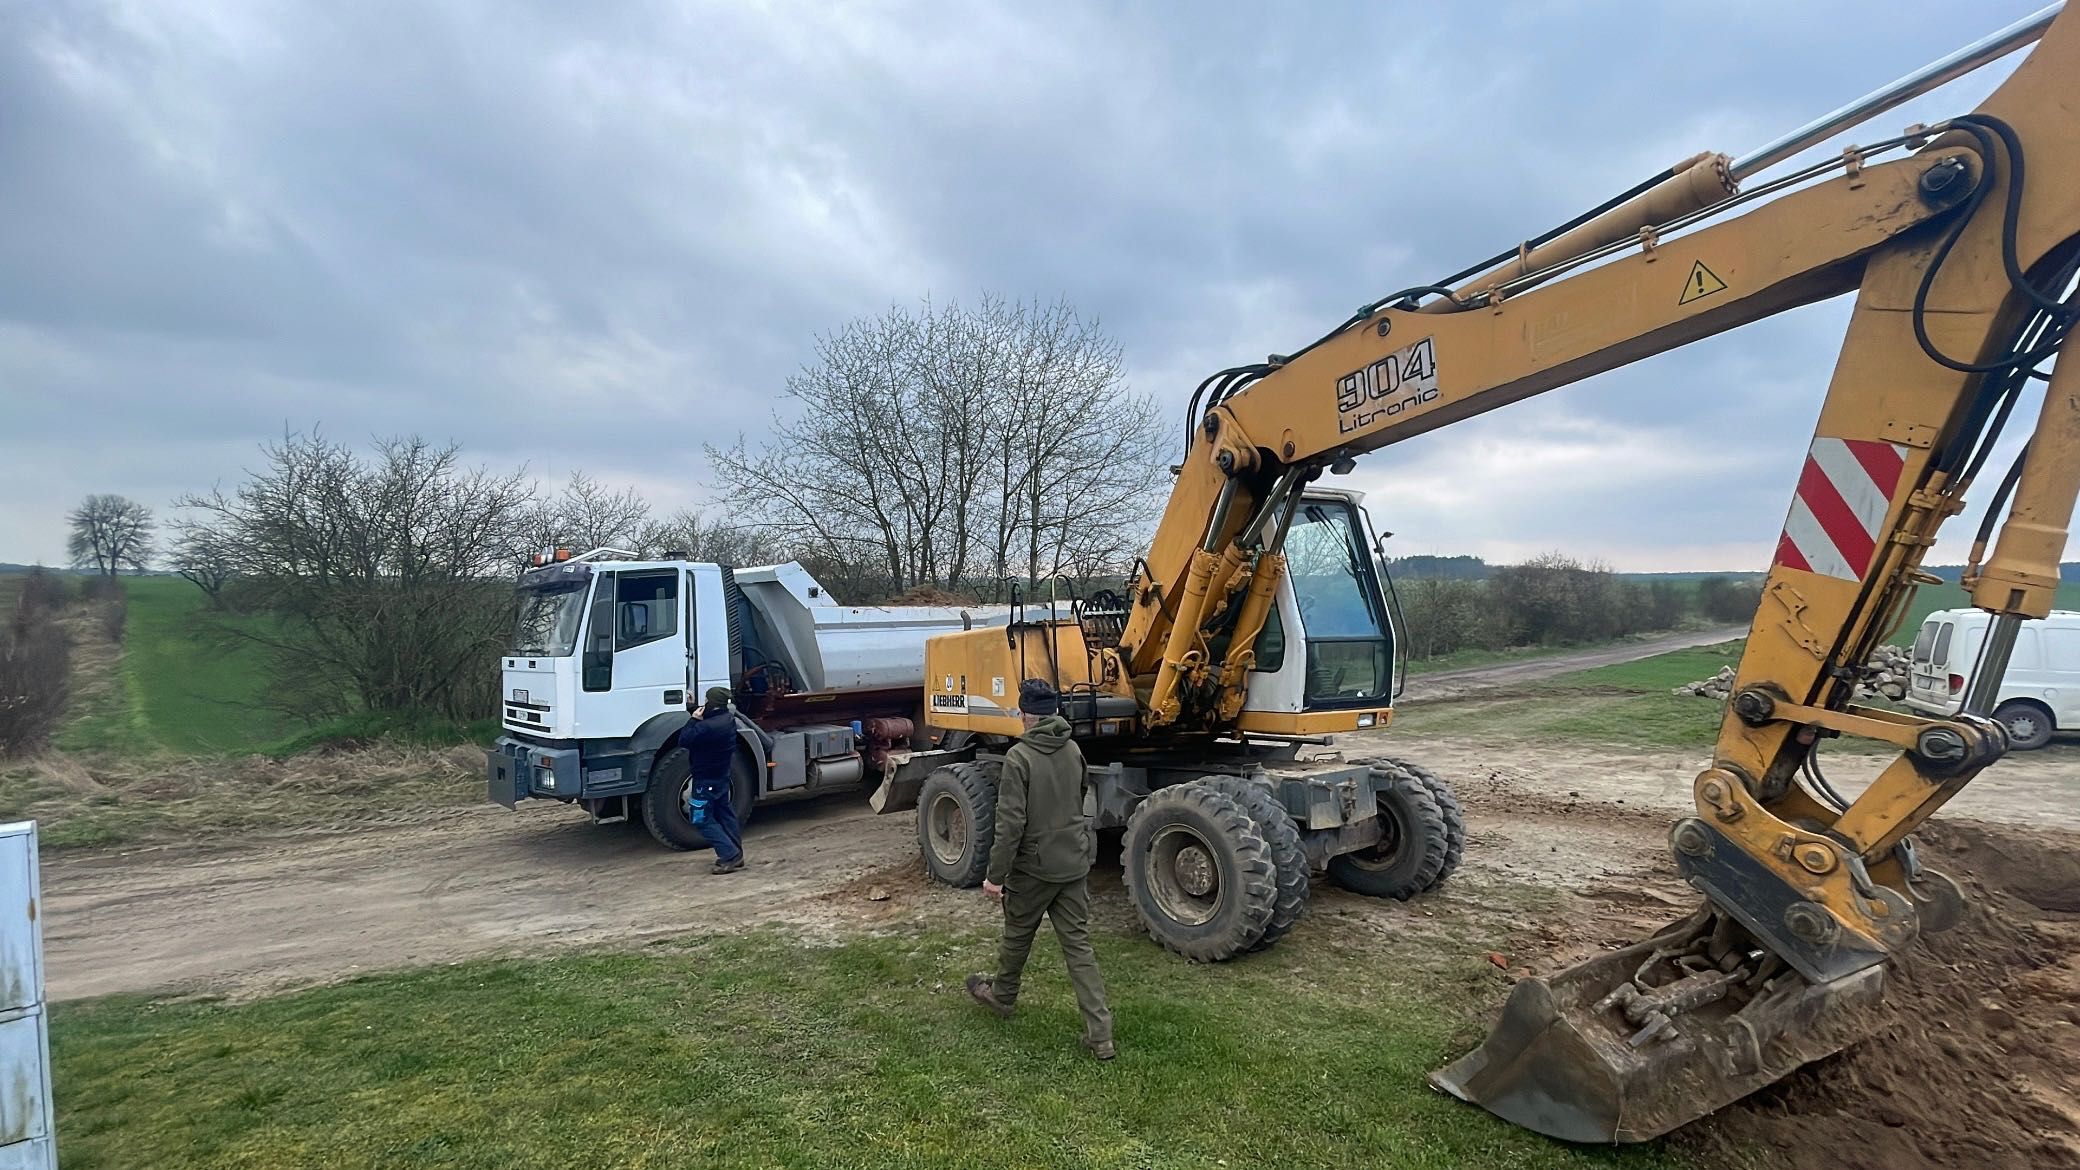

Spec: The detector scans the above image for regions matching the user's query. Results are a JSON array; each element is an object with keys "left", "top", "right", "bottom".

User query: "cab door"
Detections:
[{"left": 577, "top": 568, "right": 686, "bottom": 736}]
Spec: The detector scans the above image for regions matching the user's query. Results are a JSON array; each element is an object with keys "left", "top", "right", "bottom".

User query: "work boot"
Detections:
[
  {"left": 965, "top": 974, "right": 1015, "bottom": 1019},
  {"left": 711, "top": 856, "right": 745, "bottom": 875},
  {"left": 1082, "top": 1035, "right": 1117, "bottom": 1062}
]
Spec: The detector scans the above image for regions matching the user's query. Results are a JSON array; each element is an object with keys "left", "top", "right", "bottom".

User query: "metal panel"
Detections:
[
  {"left": 0, "top": 1014, "right": 45, "bottom": 1146},
  {"left": 0, "top": 1138, "right": 53, "bottom": 1170},
  {"left": 0, "top": 831, "right": 37, "bottom": 1015},
  {"left": 770, "top": 732, "right": 809, "bottom": 791}
]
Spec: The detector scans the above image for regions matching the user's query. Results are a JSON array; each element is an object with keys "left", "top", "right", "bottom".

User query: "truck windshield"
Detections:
[
  {"left": 1284, "top": 500, "right": 1393, "bottom": 706},
  {"left": 510, "top": 583, "right": 590, "bottom": 657}
]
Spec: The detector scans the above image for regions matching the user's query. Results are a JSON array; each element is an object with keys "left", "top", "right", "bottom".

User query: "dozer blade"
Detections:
[{"left": 1431, "top": 915, "right": 1887, "bottom": 1143}]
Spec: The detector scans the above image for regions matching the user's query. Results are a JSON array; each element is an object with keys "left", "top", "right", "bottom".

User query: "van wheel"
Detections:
[
  {"left": 643, "top": 749, "right": 758, "bottom": 851},
  {"left": 1994, "top": 700, "right": 2055, "bottom": 751}
]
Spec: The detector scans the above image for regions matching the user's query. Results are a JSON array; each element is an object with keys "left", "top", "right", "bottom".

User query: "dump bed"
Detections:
[{"left": 733, "top": 563, "right": 1010, "bottom": 693}]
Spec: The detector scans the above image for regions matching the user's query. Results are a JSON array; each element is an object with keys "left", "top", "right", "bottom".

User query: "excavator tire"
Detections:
[
  {"left": 1123, "top": 781, "right": 1278, "bottom": 961},
  {"left": 1378, "top": 757, "right": 1464, "bottom": 890},
  {"left": 917, "top": 761, "right": 1000, "bottom": 887},
  {"left": 1327, "top": 765, "right": 1449, "bottom": 899},
  {"left": 1198, "top": 775, "right": 1309, "bottom": 950},
  {"left": 643, "top": 747, "right": 757, "bottom": 852}
]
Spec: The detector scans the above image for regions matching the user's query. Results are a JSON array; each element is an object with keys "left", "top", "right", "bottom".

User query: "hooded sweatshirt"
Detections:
[{"left": 985, "top": 714, "right": 1094, "bottom": 885}]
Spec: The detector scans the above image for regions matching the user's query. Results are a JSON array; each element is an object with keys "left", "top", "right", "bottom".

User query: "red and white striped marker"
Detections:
[{"left": 1773, "top": 437, "right": 1909, "bottom": 582}]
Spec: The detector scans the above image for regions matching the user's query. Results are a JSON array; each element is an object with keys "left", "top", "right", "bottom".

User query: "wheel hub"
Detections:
[
  {"left": 1148, "top": 826, "right": 1223, "bottom": 927},
  {"left": 927, "top": 793, "right": 966, "bottom": 864},
  {"left": 1175, "top": 845, "right": 1215, "bottom": 896}
]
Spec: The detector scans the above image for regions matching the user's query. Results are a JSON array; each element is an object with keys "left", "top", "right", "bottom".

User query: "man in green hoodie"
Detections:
[{"left": 966, "top": 678, "right": 1115, "bottom": 1060}]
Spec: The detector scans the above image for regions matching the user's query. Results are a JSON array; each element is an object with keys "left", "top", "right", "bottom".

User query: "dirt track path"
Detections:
[
  {"left": 42, "top": 729, "right": 2076, "bottom": 1003},
  {"left": 42, "top": 795, "right": 917, "bottom": 1002},
  {"left": 1398, "top": 626, "right": 1747, "bottom": 702}
]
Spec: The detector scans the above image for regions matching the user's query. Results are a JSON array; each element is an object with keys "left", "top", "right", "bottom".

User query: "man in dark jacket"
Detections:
[
  {"left": 670, "top": 686, "right": 744, "bottom": 874},
  {"left": 966, "top": 679, "right": 1114, "bottom": 1059}
]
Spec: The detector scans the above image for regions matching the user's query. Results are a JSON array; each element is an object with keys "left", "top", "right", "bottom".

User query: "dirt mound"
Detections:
[{"left": 1684, "top": 821, "right": 2080, "bottom": 1170}]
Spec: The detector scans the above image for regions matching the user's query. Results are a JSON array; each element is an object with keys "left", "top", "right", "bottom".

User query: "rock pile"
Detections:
[
  {"left": 1672, "top": 665, "right": 1737, "bottom": 699},
  {"left": 1672, "top": 644, "right": 1917, "bottom": 702},
  {"left": 1854, "top": 643, "right": 1914, "bottom": 702}
]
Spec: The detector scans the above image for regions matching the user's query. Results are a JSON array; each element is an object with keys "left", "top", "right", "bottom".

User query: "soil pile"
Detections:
[{"left": 1686, "top": 820, "right": 2080, "bottom": 1170}]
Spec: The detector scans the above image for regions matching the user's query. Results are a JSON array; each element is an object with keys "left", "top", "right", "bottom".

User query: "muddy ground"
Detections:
[{"left": 43, "top": 733, "right": 2080, "bottom": 1168}]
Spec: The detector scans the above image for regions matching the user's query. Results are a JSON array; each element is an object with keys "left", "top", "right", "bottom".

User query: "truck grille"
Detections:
[{"left": 505, "top": 699, "right": 551, "bottom": 731}]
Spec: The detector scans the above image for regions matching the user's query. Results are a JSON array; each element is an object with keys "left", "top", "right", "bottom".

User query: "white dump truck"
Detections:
[{"left": 486, "top": 551, "right": 991, "bottom": 850}]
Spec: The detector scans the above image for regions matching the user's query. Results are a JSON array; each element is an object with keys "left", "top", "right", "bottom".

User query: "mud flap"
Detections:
[
  {"left": 870, "top": 748, "right": 973, "bottom": 815},
  {"left": 1431, "top": 924, "right": 1887, "bottom": 1143},
  {"left": 487, "top": 748, "right": 526, "bottom": 810}
]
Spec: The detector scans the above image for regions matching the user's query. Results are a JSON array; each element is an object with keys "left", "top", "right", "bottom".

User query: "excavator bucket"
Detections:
[{"left": 1431, "top": 911, "right": 1887, "bottom": 1143}]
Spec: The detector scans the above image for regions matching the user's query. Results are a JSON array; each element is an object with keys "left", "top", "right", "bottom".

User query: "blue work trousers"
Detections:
[{"left": 689, "top": 776, "right": 743, "bottom": 863}]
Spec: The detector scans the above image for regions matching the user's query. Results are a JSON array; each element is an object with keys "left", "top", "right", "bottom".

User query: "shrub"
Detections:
[{"left": 0, "top": 614, "right": 71, "bottom": 758}]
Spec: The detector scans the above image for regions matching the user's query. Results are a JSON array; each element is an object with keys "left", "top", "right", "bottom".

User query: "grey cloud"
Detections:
[{"left": 0, "top": 0, "right": 2066, "bottom": 571}]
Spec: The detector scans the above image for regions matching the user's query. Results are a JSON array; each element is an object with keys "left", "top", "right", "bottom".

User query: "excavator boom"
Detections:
[{"left": 1125, "top": 2, "right": 2080, "bottom": 1143}]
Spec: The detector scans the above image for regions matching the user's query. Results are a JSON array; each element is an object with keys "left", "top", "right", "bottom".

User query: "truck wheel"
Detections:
[
  {"left": 1198, "top": 776, "right": 1309, "bottom": 951},
  {"left": 1123, "top": 781, "right": 1277, "bottom": 962},
  {"left": 1994, "top": 700, "right": 2055, "bottom": 751},
  {"left": 1327, "top": 766, "right": 1450, "bottom": 900},
  {"left": 642, "top": 749, "right": 758, "bottom": 852},
  {"left": 917, "top": 761, "right": 999, "bottom": 887},
  {"left": 1376, "top": 758, "right": 1464, "bottom": 890}
]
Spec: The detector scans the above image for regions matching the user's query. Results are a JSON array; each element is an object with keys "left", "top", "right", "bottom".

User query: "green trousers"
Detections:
[{"left": 995, "top": 874, "right": 1113, "bottom": 1043}]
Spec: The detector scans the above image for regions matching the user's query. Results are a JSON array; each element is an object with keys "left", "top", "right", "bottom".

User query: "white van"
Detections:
[{"left": 1904, "top": 608, "right": 2080, "bottom": 750}]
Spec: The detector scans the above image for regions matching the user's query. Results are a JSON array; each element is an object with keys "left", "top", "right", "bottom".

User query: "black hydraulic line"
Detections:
[{"left": 1974, "top": 442, "right": 2030, "bottom": 551}]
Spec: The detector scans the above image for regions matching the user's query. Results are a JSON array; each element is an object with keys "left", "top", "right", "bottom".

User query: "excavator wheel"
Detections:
[
  {"left": 1376, "top": 757, "right": 1465, "bottom": 890},
  {"left": 1326, "top": 764, "right": 1450, "bottom": 900},
  {"left": 1123, "top": 780, "right": 1278, "bottom": 961},
  {"left": 1197, "top": 775, "right": 1310, "bottom": 950},
  {"left": 916, "top": 761, "right": 1000, "bottom": 888}
]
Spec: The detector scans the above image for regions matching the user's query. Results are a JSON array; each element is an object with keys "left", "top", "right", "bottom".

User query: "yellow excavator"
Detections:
[{"left": 877, "top": 1, "right": 2080, "bottom": 1140}]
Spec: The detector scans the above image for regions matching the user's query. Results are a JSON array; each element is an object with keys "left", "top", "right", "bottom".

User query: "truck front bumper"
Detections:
[{"left": 487, "top": 737, "right": 582, "bottom": 808}]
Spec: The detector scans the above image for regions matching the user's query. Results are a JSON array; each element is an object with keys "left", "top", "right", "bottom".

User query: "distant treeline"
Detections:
[{"left": 1393, "top": 554, "right": 1760, "bottom": 661}]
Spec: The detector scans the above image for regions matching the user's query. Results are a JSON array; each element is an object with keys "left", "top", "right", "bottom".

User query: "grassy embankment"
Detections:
[{"left": 54, "top": 926, "right": 1685, "bottom": 1170}]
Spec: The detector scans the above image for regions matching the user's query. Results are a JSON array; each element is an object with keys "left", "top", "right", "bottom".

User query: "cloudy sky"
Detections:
[{"left": 2, "top": 0, "right": 2068, "bottom": 571}]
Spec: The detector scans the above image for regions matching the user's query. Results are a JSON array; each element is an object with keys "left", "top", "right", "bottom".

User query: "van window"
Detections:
[
  {"left": 1931, "top": 622, "right": 1955, "bottom": 668},
  {"left": 1911, "top": 620, "right": 1939, "bottom": 664}
]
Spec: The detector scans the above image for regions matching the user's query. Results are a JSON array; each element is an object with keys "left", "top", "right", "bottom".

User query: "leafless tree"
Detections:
[
  {"left": 67, "top": 494, "right": 155, "bottom": 576},
  {"left": 180, "top": 432, "right": 533, "bottom": 720},
  {"left": 640, "top": 509, "right": 780, "bottom": 567},
  {"left": 708, "top": 295, "right": 1166, "bottom": 601},
  {"left": 168, "top": 522, "right": 235, "bottom": 606},
  {"left": 514, "top": 471, "right": 651, "bottom": 564}
]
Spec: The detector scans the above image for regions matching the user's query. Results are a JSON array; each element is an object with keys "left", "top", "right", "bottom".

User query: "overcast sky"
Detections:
[{"left": 2, "top": 0, "right": 2069, "bottom": 572}]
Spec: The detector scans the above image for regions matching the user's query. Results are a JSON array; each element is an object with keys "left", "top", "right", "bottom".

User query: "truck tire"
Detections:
[
  {"left": 1198, "top": 775, "right": 1309, "bottom": 951},
  {"left": 1994, "top": 699, "right": 2055, "bottom": 751},
  {"left": 1123, "top": 781, "right": 1278, "bottom": 962},
  {"left": 1375, "top": 757, "right": 1464, "bottom": 891},
  {"left": 917, "top": 761, "right": 999, "bottom": 887},
  {"left": 1326, "top": 765, "right": 1450, "bottom": 900},
  {"left": 642, "top": 748, "right": 757, "bottom": 852}
]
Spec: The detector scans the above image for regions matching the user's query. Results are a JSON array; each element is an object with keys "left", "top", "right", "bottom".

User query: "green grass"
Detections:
[
  {"left": 1391, "top": 643, "right": 1746, "bottom": 751},
  {"left": 1884, "top": 580, "right": 2080, "bottom": 645},
  {"left": 263, "top": 711, "right": 503, "bottom": 759},
  {"left": 53, "top": 929, "right": 1683, "bottom": 1170}
]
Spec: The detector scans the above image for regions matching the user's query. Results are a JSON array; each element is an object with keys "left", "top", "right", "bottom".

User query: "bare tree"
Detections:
[
  {"left": 640, "top": 508, "right": 780, "bottom": 567},
  {"left": 708, "top": 295, "right": 1166, "bottom": 601},
  {"left": 168, "top": 522, "right": 235, "bottom": 606},
  {"left": 68, "top": 494, "right": 155, "bottom": 576},
  {"left": 515, "top": 471, "right": 651, "bottom": 563},
  {"left": 181, "top": 432, "right": 533, "bottom": 720}
]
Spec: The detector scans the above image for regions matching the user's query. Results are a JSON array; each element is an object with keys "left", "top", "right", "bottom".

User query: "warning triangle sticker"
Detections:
[{"left": 1679, "top": 259, "right": 1728, "bottom": 305}]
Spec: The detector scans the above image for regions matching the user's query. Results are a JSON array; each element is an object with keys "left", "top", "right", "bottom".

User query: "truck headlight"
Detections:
[
  {"left": 1357, "top": 713, "right": 1378, "bottom": 728},
  {"left": 536, "top": 766, "right": 556, "bottom": 790}
]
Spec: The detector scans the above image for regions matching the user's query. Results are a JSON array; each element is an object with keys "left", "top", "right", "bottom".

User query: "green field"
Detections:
[
  {"left": 1884, "top": 579, "right": 2080, "bottom": 645},
  {"left": 1391, "top": 642, "right": 1744, "bottom": 751},
  {"left": 59, "top": 577, "right": 302, "bottom": 755},
  {"left": 53, "top": 928, "right": 1681, "bottom": 1170}
]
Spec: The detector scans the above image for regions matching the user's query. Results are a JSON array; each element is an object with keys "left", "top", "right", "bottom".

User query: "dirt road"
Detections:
[
  {"left": 43, "top": 732, "right": 2077, "bottom": 1003},
  {"left": 1398, "top": 626, "right": 1747, "bottom": 701}
]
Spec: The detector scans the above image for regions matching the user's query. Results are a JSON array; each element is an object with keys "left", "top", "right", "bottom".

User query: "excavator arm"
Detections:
[{"left": 1122, "top": 3, "right": 2080, "bottom": 1142}]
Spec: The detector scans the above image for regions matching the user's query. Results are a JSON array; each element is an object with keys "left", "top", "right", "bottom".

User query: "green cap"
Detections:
[{"left": 705, "top": 686, "right": 733, "bottom": 706}]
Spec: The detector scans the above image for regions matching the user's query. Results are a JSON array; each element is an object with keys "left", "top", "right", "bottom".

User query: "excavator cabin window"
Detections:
[{"left": 1283, "top": 500, "right": 1394, "bottom": 707}]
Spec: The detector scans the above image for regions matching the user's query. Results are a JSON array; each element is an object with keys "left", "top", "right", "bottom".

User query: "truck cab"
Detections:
[{"left": 487, "top": 553, "right": 997, "bottom": 849}]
